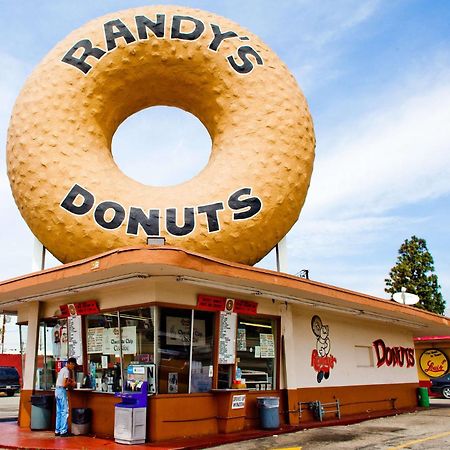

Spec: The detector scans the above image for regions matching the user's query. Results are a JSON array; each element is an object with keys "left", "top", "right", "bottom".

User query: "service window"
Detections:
[
  {"left": 191, "top": 310, "right": 214, "bottom": 393},
  {"left": 118, "top": 307, "right": 156, "bottom": 389},
  {"left": 157, "top": 308, "right": 215, "bottom": 394},
  {"left": 236, "top": 315, "right": 277, "bottom": 390},
  {"left": 86, "top": 313, "right": 121, "bottom": 392},
  {"left": 158, "top": 308, "right": 192, "bottom": 394}
]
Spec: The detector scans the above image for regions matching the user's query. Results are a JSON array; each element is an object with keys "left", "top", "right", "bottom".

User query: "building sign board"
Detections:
[
  {"left": 197, "top": 294, "right": 258, "bottom": 315},
  {"left": 60, "top": 300, "right": 99, "bottom": 317},
  {"left": 419, "top": 349, "right": 449, "bottom": 378},
  {"left": 372, "top": 339, "right": 415, "bottom": 368}
]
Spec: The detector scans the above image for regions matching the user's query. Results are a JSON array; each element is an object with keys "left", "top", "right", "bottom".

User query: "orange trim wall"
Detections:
[
  {"left": 19, "top": 383, "right": 417, "bottom": 440},
  {"left": 287, "top": 382, "right": 418, "bottom": 425}
]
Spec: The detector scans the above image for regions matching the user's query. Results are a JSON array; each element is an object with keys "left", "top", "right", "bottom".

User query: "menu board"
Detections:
[
  {"left": 260, "top": 333, "right": 275, "bottom": 358},
  {"left": 219, "top": 312, "right": 236, "bottom": 364},
  {"left": 87, "top": 327, "right": 104, "bottom": 354},
  {"left": 67, "top": 315, "right": 83, "bottom": 365}
]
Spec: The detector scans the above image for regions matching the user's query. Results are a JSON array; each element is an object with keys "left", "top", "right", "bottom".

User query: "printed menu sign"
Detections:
[
  {"left": 231, "top": 394, "right": 246, "bottom": 409},
  {"left": 87, "top": 327, "right": 104, "bottom": 354},
  {"left": 219, "top": 312, "right": 236, "bottom": 364},
  {"left": 68, "top": 315, "right": 83, "bottom": 365},
  {"left": 103, "top": 326, "right": 137, "bottom": 355},
  {"left": 260, "top": 333, "right": 275, "bottom": 358},
  {"left": 237, "top": 328, "right": 247, "bottom": 351},
  {"left": 166, "top": 316, "right": 206, "bottom": 346}
]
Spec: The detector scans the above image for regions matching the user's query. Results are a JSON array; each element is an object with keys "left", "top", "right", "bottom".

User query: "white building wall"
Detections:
[{"left": 289, "top": 307, "right": 418, "bottom": 388}]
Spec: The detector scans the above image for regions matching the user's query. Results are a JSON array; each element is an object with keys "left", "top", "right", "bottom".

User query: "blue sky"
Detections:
[{"left": 1, "top": 0, "right": 449, "bottom": 316}]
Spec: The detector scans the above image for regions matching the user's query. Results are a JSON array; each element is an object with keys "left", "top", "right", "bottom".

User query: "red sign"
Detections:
[
  {"left": 55, "top": 360, "right": 67, "bottom": 373},
  {"left": 59, "top": 300, "right": 99, "bottom": 317},
  {"left": 197, "top": 295, "right": 226, "bottom": 311},
  {"left": 233, "top": 299, "right": 258, "bottom": 315},
  {"left": 197, "top": 295, "right": 258, "bottom": 315}
]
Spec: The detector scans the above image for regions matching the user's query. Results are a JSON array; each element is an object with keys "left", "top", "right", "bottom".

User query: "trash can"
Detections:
[
  {"left": 417, "top": 387, "right": 430, "bottom": 408},
  {"left": 257, "top": 397, "right": 280, "bottom": 429},
  {"left": 71, "top": 408, "right": 92, "bottom": 435},
  {"left": 30, "top": 395, "right": 54, "bottom": 430}
]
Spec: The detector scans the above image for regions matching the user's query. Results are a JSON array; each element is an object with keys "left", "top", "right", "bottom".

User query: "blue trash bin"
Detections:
[
  {"left": 30, "top": 395, "right": 54, "bottom": 430},
  {"left": 257, "top": 397, "right": 280, "bottom": 429}
]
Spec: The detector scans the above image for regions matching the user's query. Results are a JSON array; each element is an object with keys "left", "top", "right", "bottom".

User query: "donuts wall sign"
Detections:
[{"left": 7, "top": 6, "right": 315, "bottom": 265}]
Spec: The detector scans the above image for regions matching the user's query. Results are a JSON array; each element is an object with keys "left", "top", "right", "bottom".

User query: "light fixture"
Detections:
[
  {"left": 239, "top": 321, "right": 272, "bottom": 329},
  {"left": 176, "top": 276, "right": 427, "bottom": 329},
  {"left": 176, "top": 276, "right": 263, "bottom": 297},
  {"left": 147, "top": 237, "right": 166, "bottom": 246},
  {"left": 3, "top": 273, "right": 151, "bottom": 306}
]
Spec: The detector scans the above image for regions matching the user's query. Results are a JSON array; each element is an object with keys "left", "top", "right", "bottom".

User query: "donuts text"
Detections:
[
  {"left": 62, "top": 14, "right": 264, "bottom": 75},
  {"left": 60, "top": 184, "right": 263, "bottom": 237},
  {"left": 372, "top": 339, "right": 415, "bottom": 368}
]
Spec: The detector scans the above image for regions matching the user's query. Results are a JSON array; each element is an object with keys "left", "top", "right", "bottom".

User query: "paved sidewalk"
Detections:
[
  {"left": 0, "top": 423, "right": 178, "bottom": 450},
  {"left": 214, "top": 399, "right": 450, "bottom": 450},
  {"left": 0, "top": 403, "right": 440, "bottom": 449},
  {"left": 0, "top": 409, "right": 414, "bottom": 450}
]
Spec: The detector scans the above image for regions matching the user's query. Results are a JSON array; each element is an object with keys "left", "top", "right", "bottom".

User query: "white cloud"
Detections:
[
  {"left": 282, "top": 56, "right": 450, "bottom": 302},
  {"left": 306, "top": 67, "right": 450, "bottom": 219}
]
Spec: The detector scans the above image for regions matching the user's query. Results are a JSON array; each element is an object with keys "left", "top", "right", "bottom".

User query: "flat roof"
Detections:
[{"left": 0, "top": 246, "right": 448, "bottom": 336}]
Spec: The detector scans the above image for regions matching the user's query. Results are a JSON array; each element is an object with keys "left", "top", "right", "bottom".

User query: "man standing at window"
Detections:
[{"left": 55, "top": 357, "right": 76, "bottom": 437}]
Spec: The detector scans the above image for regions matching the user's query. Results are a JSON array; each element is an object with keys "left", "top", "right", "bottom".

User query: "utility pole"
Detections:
[{"left": 1, "top": 314, "right": 5, "bottom": 354}]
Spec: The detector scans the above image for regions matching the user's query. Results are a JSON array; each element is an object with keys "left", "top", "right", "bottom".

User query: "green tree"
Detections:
[{"left": 385, "top": 235, "right": 445, "bottom": 314}]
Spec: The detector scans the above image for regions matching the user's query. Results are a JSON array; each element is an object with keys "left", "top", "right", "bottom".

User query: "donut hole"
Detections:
[{"left": 112, "top": 106, "right": 212, "bottom": 187}]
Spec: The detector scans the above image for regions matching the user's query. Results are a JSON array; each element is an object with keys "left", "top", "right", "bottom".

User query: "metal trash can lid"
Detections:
[
  {"left": 256, "top": 397, "right": 280, "bottom": 407},
  {"left": 30, "top": 395, "right": 54, "bottom": 408}
]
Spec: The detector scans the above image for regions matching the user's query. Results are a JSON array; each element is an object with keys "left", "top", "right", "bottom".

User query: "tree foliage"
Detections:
[{"left": 385, "top": 235, "right": 445, "bottom": 315}]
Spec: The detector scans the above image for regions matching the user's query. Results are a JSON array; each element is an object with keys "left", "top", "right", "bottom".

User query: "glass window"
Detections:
[
  {"left": 86, "top": 313, "right": 121, "bottom": 392},
  {"left": 118, "top": 307, "right": 156, "bottom": 391},
  {"left": 35, "top": 319, "right": 68, "bottom": 390},
  {"left": 157, "top": 308, "right": 215, "bottom": 394},
  {"left": 158, "top": 308, "right": 191, "bottom": 394},
  {"left": 236, "top": 315, "right": 277, "bottom": 390},
  {"left": 191, "top": 310, "right": 214, "bottom": 393}
]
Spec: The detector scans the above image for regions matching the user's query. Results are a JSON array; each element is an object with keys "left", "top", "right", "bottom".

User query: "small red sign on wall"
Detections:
[
  {"left": 59, "top": 300, "right": 99, "bottom": 317},
  {"left": 233, "top": 299, "right": 258, "bottom": 315},
  {"left": 197, "top": 295, "right": 227, "bottom": 311},
  {"left": 197, "top": 295, "right": 258, "bottom": 315}
]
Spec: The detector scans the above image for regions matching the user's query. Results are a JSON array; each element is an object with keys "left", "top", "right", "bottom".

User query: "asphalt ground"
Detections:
[
  {"left": 0, "top": 392, "right": 18, "bottom": 421},
  {"left": 212, "top": 399, "right": 450, "bottom": 450},
  {"left": 0, "top": 395, "right": 449, "bottom": 449}
]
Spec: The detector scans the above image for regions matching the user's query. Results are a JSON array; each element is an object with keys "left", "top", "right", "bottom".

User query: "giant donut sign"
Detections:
[{"left": 7, "top": 6, "right": 315, "bottom": 265}]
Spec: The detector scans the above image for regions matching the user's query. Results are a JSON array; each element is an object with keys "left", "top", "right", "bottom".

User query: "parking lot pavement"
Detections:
[
  {"left": 0, "top": 392, "right": 19, "bottom": 421},
  {"left": 213, "top": 399, "right": 450, "bottom": 450}
]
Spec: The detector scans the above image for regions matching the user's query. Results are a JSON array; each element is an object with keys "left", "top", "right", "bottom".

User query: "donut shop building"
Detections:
[{"left": 1, "top": 246, "right": 449, "bottom": 442}]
